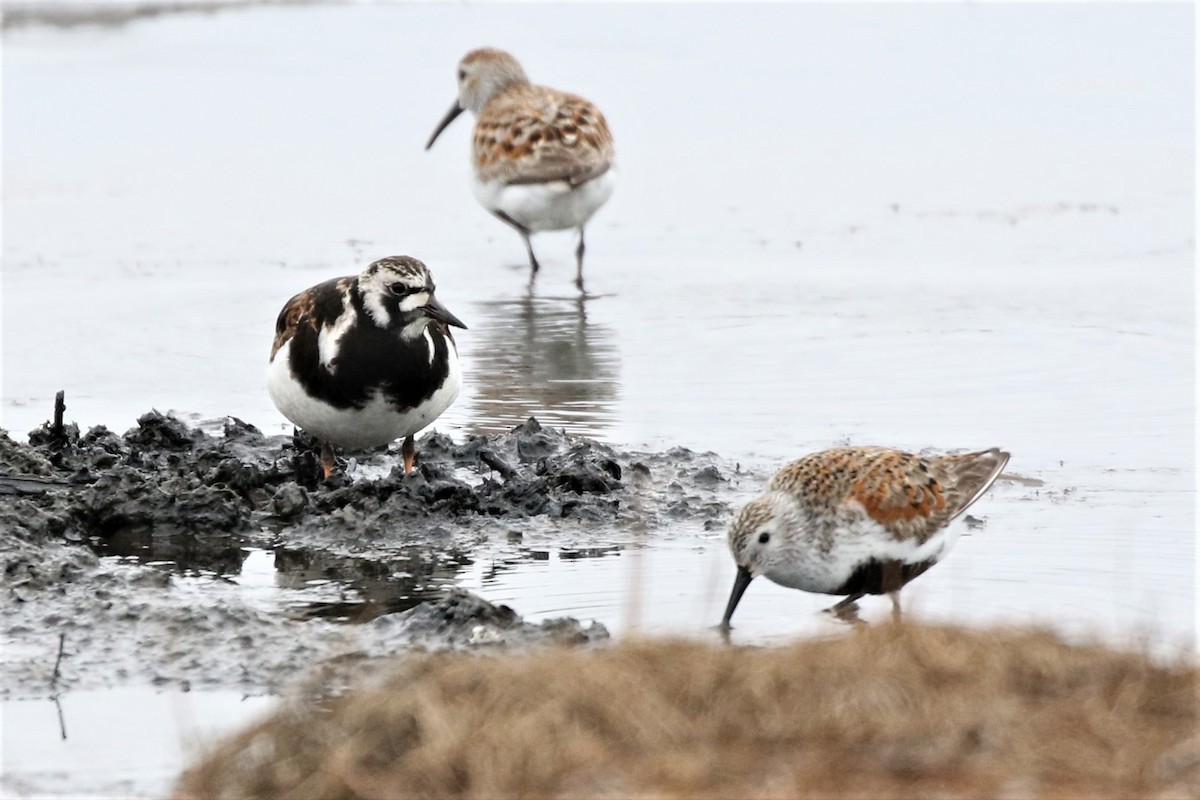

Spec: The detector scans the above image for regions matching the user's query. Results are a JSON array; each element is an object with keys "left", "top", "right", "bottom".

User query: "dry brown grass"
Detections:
[{"left": 178, "top": 624, "right": 1198, "bottom": 800}]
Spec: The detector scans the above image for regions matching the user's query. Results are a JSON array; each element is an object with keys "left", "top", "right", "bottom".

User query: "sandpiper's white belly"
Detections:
[
  {"left": 472, "top": 168, "right": 617, "bottom": 233},
  {"left": 267, "top": 337, "right": 462, "bottom": 451},
  {"left": 764, "top": 516, "right": 966, "bottom": 594}
]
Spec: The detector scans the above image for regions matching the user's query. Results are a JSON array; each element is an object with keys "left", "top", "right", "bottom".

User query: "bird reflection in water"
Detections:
[
  {"left": 274, "top": 546, "right": 472, "bottom": 623},
  {"left": 463, "top": 292, "right": 619, "bottom": 439}
]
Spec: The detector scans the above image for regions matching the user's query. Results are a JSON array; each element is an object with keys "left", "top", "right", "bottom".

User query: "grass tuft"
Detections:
[{"left": 178, "top": 624, "right": 1198, "bottom": 799}]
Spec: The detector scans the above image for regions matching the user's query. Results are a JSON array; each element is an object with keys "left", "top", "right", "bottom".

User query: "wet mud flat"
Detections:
[
  {"left": 0, "top": 404, "right": 742, "bottom": 699},
  {"left": 6, "top": 405, "right": 1195, "bottom": 800},
  {"left": 179, "top": 623, "right": 1199, "bottom": 800}
]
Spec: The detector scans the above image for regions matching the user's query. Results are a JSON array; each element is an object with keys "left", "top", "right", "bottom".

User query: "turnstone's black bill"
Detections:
[
  {"left": 267, "top": 255, "right": 467, "bottom": 479},
  {"left": 721, "top": 446, "right": 1010, "bottom": 631}
]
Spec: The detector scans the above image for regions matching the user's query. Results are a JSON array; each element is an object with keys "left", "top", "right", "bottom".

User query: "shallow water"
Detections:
[
  {"left": 1, "top": 3, "right": 1195, "bottom": 796},
  {"left": 5, "top": 0, "right": 1191, "bottom": 622},
  {"left": 1, "top": 688, "right": 275, "bottom": 798}
]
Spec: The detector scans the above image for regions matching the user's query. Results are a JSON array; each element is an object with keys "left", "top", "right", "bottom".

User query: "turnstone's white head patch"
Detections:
[{"left": 358, "top": 256, "right": 467, "bottom": 338}]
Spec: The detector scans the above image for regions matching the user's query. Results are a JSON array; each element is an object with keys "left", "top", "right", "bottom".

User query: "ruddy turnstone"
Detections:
[
  {"left": 267, "top": 256, "right": 467, "bottom": 478},
  {"left": 720, "top": 446, "right": 1010, "bottom": 629},
  {"left": 425, "top": 47, "right": 616, "bottom": 290}
]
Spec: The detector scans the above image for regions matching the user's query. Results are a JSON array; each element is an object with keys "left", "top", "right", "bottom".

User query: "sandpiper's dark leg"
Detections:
[
  {"left": 881, "top": 562, "right": 905, "bottom": 623},
  {"left": 401, "top": 435, "right": 416, "bottom": 475},
  {"left": 827, "top": 592, "right": 865, "bottom": 620},
  {"left": 521, "top": 232, "right": 540, "bottom": 279},
  {"left": 829, "top": 592, "right": 864, "bottom": 612},
  {"left": 320, "top": 441, "right": 337, "bottom": 480},
  {"left": 492, "top": 210, "right": 540, "bottom": 279},
  {"left": 574, "top": 226, "right": 586, "bottom": 291}
]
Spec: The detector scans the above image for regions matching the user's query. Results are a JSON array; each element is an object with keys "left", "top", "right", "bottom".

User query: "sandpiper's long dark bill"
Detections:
[
  {"left": 719, "top": 566, "right": 753, "bottom": 630},
  {"left": 266, "top": 255, "right": 467, "bottom": 479},
  {"left": 424, "top": 46, "right": 616, "bottom": 290},
  {"left": 721, "top": 446, "right": 1010, "bottom": 629},
  {"left": 425, "top": 101, "right": 464, "bottom": 150}
]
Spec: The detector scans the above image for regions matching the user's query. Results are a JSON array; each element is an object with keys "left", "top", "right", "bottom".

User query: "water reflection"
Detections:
[
  {"left": 273, "top": 545, "right": 472, "bottom": 622},
  {"left": 90, "top": 528, "right": 247, "bottom": 576},
  {"left": 464, "top": 292, "right": 619, "bottom": 439},
  {"left": 470, "top": 544, "right": 623, "bottom": 584},
  {"left": 3, "top": 689, "right": 277, "bottom": 800}
]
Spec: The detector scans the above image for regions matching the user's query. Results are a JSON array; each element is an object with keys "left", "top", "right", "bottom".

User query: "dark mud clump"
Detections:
[
  {"left": 367, "top": 588, "right": 609, "bottom": 649},
  {"left": 296, "top": 419, "right": 627, "bottom": 549},
  {"left": 0, "top": 405, "right": 740, "bottom": 698},
  {"left": 1, "top": 412, "right": 635, "bottom": 569}
]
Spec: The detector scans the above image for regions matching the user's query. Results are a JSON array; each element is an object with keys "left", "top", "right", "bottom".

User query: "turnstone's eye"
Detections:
[
  {"left": 457, "top": 68, "right": 466, "bottom": 82},
  {"left": 758, "top": 532, "right": 770, "bottom": 544},
  {"left": 390, "top": 283, "right": 414, "bottom": 296}
]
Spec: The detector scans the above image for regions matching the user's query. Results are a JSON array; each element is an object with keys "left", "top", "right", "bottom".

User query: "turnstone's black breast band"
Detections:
[{"left": 283, "top": 281, "right": 453, "bottom": 412}]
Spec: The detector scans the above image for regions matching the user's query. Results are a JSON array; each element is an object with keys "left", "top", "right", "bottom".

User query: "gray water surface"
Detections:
[{"left": 2, "top": 3, "right": 1195, "bottom": 796}]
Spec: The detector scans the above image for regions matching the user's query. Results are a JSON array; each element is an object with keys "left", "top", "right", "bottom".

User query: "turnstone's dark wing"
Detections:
[{"left": 270, "top": 277, "right": 354, "bottom": 360}]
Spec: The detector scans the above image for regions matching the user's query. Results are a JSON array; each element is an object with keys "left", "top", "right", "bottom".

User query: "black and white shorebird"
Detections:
[
  {"left": 720, "top": 446, "right": 1010, "bottom": 630},
  {"left": 267, "top": 256, "right": 467, "bottom": 478}
]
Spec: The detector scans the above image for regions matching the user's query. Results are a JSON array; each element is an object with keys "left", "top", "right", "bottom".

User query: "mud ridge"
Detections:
[{"left": 0, "top": 407, "right": 750, "bottom": 698}]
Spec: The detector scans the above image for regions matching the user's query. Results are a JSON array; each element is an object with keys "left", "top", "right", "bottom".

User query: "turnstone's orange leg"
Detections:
[
  {"left": 402, "top": 435, "right": 416, "bottom": 475},
  {"left": 320, "top": 441, "right": 337, "bottom": 480},
  {"left": 574, "top": 226, "right": 586, "bottom": 291}
]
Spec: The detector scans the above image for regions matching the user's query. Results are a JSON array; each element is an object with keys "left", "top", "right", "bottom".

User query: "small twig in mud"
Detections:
[
  {"left": 479, "top": 449, "right": 516, "bottom": 480},
  {"left": 51, "top": 390, "right": 66, "bottom": 440},
  {"left": 0, "top": 475, "right": 71, "bottom": 496},
  {"left": 50, "top": 631, "right": 66, "bottom": 687},
  {"left": 53, "top": 693, "right": 68, "bottom": 741}
]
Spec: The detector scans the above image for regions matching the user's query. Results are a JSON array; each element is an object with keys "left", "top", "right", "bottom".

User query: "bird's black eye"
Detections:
[
  {"left": 390, "top": 282, "right": 411, "bottom": 296},
  {"left": 457, "top": 68, "right": 466, "bottom": 82},
  {"left": 758, "top": 532, "right": 770, "bottom": 544}
]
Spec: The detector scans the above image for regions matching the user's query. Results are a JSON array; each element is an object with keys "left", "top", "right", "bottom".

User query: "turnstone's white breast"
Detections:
[
  {"left": 721, "top": 446, "right": 1010, "bottom": 629},
  {"left": 425, "top": 47, "right": 616, "bottom": 291},
  {"left": 267, "top": 255, "right": 467, "bottom": 478}
]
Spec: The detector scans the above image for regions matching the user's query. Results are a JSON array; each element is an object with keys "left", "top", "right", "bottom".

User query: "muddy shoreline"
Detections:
[{"left": 1, "top": 404, "right": 745, "bottom": 699}]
